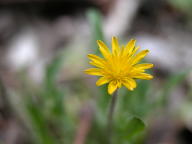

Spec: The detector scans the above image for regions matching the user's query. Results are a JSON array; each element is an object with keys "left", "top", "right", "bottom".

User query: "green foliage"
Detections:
[
  {"left": 22, "top": 52, "right": 68, "bottom": 144},
  {"left": 43, "top": 54, "right": 65, "bottom": 117},
  {"left": 87, "top": 8, "right": 105, "bottom": 55},
  {"left": 26, "top": 100, "right": 56, "bottom": 144},
  {"left": 120, "top": 80, "right": 152, "bottom": 118},
  {"left": 45, "top": 53, "right": 64, "bottom": 89},
  {"left": 1, "top": 8, "right": 190, "bottom": 144},
  {"left": 169, "top": 0, "right": 192, "bottom": 16},
  {"left": 124, "top": 117, "right": 145, "bottom": 140}
]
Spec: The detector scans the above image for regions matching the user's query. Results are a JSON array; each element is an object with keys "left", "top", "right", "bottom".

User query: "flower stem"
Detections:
[{"left": 107, "top": 89, "right": 118, "bottom": 144}]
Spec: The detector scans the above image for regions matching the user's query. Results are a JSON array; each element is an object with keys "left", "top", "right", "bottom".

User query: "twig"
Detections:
[{"left": 74, "top": 104, "right": 93, "bottom": 144}]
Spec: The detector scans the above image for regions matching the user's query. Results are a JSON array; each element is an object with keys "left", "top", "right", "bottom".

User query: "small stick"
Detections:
[{"left": 74, "top": 104, "right": 92, "bottom": 144}]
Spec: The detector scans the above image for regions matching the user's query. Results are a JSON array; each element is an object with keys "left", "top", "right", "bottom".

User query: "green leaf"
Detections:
[
  {"left": 43, "top": 51, "right": 66, "bottom": 117},
  {"left": 115, "top": 115, "right": 146, "bottom": 143},
  {"left": 26, "top": 101, "right": 56, "bottom": 144},
  {"left": 119, "top": 79, "right": 151, "bottom": 118},
  {"left": 0, "top": 79, "right": 6, "bottom": 99},
  {"left": 45, "top": 53, "right": 64, "bottom": 89},
  {"left": 87, "top": 9, "right": 105, "bottom": 55},
  {"left": 123, "top": 117, "right": 145, "bottom": 140},
  {"left": 169, "top": 0, "right": 192, "bottom": 16}
]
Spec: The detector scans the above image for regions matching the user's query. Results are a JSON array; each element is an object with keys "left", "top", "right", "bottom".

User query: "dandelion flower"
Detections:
[{"left": 85, "top": 37, "right": 153, "bottom": 95}]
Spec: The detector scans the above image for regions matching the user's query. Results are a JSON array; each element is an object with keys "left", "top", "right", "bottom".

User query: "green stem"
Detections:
[{"left": 107, "top": 89, "right": 118, "bottom": 144}]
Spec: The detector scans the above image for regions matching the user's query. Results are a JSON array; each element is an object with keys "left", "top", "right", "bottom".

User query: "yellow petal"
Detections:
[
  {"left": 96, "top": 77, "right": 110, "bottom": 86},
  {"left": 131, "top": 46, "right": 139, "bottom": 56},
  {"left": 134, "top": 63, "right": 154, "bottom": 70},
  {"left": 89, "top": 61, "right": 103, "bottom": 68},
  {"left": 122, "top": 78, "right": 136, "bottom": 90},
  {"left": 128, "top": 78, "right": 136, "bottom": 88},
  {"left": 124, "top": 39, "right": 136, "bottom": 56},
  {"left": 122, "top": 82, "right": 133, "bottom": 91},
  {"left": 97, "top": 40, "right": 111, "bottom": 59},
  {"left": 131, "top": 50, "right": 149, "bottom": 65},
  {"left": 84, "top": 68, "right": 103, "bottom": 76},
  {"left": 133, "top": 73, "right": 153, "bottom": 80},
  {"left": 88, "top": 54, "right": 105, "bottom": 68},
  {"left": 112, "top": 36, "right": 120, "bottom": 55},
  {"left": 108, "top": 81, "right": 118, "bottom": 95},
  {"left": 119, "top": 45, "right": 125, "bottom": 56},
  {"left": 130, "top": 67, "right": 145, "bottom": 74},
  {"left": 88, "top": 54, "right": 104, "bottom": 64}
]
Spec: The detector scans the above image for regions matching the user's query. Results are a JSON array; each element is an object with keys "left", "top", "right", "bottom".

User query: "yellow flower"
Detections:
[{"left": 85, "top": 37, "right": 153, "bottom": 95}]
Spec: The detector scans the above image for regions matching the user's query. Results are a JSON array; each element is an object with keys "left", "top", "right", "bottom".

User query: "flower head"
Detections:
[{"left": 85, "top": 37, "right": 153, "bottom": 95}]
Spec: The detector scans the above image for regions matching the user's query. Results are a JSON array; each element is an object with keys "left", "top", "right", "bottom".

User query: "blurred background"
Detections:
[{"left": 0, "top": 0, "right": 192, "bottom": 144}]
